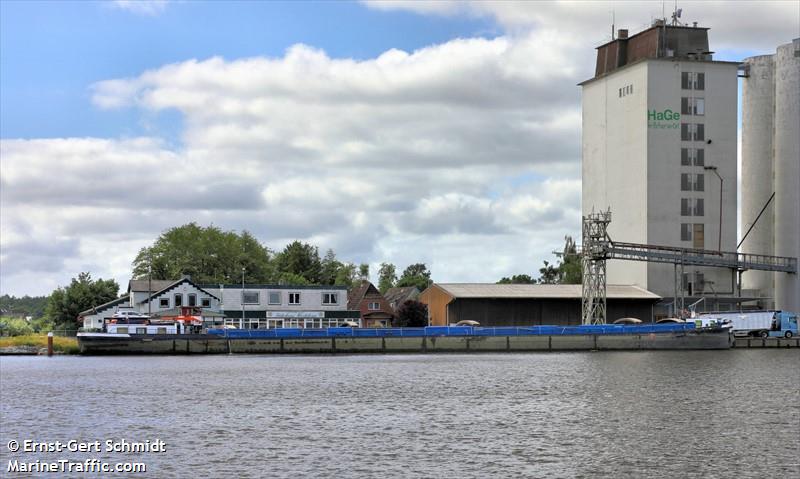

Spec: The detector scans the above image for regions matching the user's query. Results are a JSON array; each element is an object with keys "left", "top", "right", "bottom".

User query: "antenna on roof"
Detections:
[
  {"left": 611, "top": 9, "right": 615, "bottom": 40},
  {"left": 671, "top": 1, "right": 683, "bottom": 26}
]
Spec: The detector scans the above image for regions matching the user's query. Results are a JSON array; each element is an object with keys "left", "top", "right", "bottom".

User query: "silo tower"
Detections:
[{"left": 741, "top": 38, "right": 800, "bottom": 313}]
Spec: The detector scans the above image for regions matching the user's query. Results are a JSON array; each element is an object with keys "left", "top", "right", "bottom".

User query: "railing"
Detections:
[
  {"left": 609, "top": 242, "right": 797, "bottom": 273},
  {"left": 208, "top": 323, "right": 701, "bottom": 339}
]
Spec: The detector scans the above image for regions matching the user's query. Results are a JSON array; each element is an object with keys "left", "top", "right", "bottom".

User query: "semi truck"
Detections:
[{"left": 697, "top": 310, "right": 798, "bottom": 338}]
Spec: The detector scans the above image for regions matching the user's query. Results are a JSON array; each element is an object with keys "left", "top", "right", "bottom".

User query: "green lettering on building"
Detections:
[{"left": 648, "top": 108, "right": 680, "bottom": 129}]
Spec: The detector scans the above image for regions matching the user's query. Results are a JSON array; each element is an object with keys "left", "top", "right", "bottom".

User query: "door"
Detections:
[{"left": 693, "top": 224, "right": 704, "bottom": 249}]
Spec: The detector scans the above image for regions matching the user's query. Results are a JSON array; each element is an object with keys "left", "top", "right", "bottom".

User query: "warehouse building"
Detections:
[{"left": 420, "top": 284, "right": 660, "bottom": 326}]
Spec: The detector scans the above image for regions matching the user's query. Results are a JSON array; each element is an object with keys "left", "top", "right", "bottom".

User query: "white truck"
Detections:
[{"left": 698, "top": 310, "right": 798, "bottom": 338}]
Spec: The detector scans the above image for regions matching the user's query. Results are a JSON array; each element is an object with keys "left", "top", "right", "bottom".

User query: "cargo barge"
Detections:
[{"left": 77, "top": 323, "right": 733, "bottom": 354}]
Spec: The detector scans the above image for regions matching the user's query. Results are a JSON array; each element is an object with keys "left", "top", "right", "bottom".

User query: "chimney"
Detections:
[{"left": 618, "top": 29, "right": 629, "bottom": 39}]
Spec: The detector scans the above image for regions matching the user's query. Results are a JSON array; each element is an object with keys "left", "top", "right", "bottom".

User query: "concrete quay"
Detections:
[{"left": 733, "top": 337, "right": 800, "bottom": 348}]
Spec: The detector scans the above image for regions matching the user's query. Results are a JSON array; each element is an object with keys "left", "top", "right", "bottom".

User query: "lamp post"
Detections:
[
  {"left": 241, "top": 266, "right": 245, "bottom": 329},
  {"left": 704, "top": 165, "right": 723, "bottom": 252}
]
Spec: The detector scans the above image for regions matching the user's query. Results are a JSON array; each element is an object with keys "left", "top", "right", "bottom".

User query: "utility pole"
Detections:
[{"left": 704, "top": 165, "right": 723, "bottom": 252}]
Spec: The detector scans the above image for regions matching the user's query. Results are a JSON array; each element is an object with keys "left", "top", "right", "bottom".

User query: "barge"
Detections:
[{"left": 77, "top": 323, "right": 733, "bottom": 354}]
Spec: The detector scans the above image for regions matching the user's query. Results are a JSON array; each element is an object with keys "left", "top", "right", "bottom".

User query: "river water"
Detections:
[{"left": 1, "top": 351, "right": 798, "bottom": 478}]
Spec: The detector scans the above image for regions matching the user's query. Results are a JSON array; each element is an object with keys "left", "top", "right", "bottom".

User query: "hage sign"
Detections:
[{"left": 648, "top": 108, "right": 680, "bottom": 129}]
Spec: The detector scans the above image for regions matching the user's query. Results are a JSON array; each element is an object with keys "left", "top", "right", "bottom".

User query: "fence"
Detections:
[{"left": 208, "top": 323, "right": 701, "bottom": 339}]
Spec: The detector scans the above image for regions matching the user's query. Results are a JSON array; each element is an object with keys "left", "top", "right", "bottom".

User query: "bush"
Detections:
[
  {"left": 394, "top": 300, "right": 428, "bottom": 328},
  {"left": 0, "top": 317, "right": 35, "bottom": 336}
]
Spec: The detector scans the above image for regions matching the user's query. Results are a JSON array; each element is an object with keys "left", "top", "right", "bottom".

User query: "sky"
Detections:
[{"left": 1, "top": 0, "right": 797, "bottom": 296}]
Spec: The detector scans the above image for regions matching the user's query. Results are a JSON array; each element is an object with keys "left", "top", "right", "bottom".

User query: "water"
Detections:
[{"left": 1, "top": 351, "right": 798, "bottom": 478}]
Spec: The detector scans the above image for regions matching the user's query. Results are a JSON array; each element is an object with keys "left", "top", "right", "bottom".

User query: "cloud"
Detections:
[
  {"left": 4, "top": 1, "right": 794, "bottom": 295},
  {"left": 363, "top": 1, "right": 798, "bottom": 55},
  {"left": 112, "top": 0, "right": 169, "bottom": 16},
  {"left": 2, "top": 29, "right": 586, "bottom": 294}
]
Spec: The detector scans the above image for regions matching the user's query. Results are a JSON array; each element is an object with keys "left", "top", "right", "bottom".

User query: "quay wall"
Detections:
[{"left": 77, "top": 331, "right": 739, "bottom": 355}]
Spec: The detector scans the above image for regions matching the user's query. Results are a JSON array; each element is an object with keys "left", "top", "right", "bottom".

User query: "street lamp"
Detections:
[
  {"left": 241, "top": 266, "right": 245, "bottom": 329},
  {"left": 704, "top": 165, "right": 723, "bottom": 252}
]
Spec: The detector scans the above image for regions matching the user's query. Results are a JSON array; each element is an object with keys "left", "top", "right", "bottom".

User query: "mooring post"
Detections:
[{"left": 47, "top": 332, "right": 54, "bottom": 357}]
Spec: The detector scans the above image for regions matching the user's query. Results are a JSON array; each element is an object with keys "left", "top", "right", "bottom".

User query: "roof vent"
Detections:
[{"left": 618, "top": 29, "right": 629, "bottom": 39}]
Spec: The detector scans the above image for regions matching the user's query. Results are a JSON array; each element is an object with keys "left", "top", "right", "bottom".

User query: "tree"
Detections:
[
  {"left": 320, "top": 249, "right": 343, "bottom": 285},
  {"left": 0, "top": 294, "right": 48, "bottom": 318},
  {"left": 534, "top": 236, "right": 582, "bottom": 284},
  {"left": 497, "top": 274, "right": 535, "bottom": 284},
  {"left": 537, "top": 260, "right": 560, "bottom": 284},
  {"left": 45, "top": 272, "right": 119, "bottom": 329},
  {"left": 274, "top": 241, "right": 322, "bottom": 284},
  {"left": 358, "top": 263, "right": 370, "bottom": 281},
  {"left": 559, "top": 236, "right": 582, "bottom": 284},
  {"left": 377, "top": 263, "right": 397, "bottom": 293},
  {"left": 396, "top": 263, "right": 433, "bottom": 291},
  {"left": 132, "top": 223, "right": 275, "bottom": 283},
  {"left": 334, "top": 263, "right": 358, "bottom": 289},
  {"left": 394, "top": 300, "right": 428, "bottom": 327}
]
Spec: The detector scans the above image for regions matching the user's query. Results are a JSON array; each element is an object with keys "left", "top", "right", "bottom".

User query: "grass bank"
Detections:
[{"left": 0, "top": 335, "right": 79, "bottom": 354}]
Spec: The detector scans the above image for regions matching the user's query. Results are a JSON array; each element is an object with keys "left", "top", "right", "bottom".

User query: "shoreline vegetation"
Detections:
[{"left": 0, "top": 335, "right": 79, "bottom": 355}]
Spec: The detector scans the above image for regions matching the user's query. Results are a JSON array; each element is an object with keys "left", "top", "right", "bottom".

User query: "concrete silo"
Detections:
[
  {"left": 773, "top": 39, "right": 800, "bottom": 313},
  {"left": 741, "top": 39, "right": 800, "bottom": 313},
  {"left": 740, "top": 54, "right": 775, "bottom": 308}
]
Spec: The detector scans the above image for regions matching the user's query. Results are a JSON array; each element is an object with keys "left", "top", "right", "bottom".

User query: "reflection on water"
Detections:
[{"left": 1, "top": 351, "right": 798, "bottom": 478}]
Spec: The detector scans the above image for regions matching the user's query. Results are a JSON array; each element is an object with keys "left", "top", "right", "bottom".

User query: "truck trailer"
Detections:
[{"left": 698, "top": 310, "right": 798, "bottom": 338}]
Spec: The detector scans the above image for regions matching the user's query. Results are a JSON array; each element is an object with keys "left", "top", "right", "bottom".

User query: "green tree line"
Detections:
[{"left": 497, "top": 236, "right": 582, "bottom": 285}]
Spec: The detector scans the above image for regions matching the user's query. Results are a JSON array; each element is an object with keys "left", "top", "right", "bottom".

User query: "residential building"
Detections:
[
  {"left": 348, "top": 281, "right": 394, "bottom": 327},
  {"left": 383, "top": 286, "right": 420, "bottom": 313},
  {"left": 581, "top": 21, "right": 738, "bottom": 311},
  {"left": 80, "top": 276, "right": 359, "bottom": 330},
  {"left": 420, "top": 283, "right": 660, "bottom": 326}
]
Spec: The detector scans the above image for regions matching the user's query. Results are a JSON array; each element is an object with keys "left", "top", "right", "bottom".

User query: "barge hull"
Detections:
[{"left": 78, "top": 330, "right": 733, "bottom": 355}]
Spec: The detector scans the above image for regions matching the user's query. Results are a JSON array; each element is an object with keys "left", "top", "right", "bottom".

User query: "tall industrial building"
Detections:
[
  {"left": 581, "top": 21, "right": 739, "bottom": 312},
  {"left": 741, "top": 39, "right": 800, "bottom": 313}
]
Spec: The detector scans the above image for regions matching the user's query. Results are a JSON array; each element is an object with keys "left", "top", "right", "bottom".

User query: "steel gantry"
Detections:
[
  {"left": 581, "top": 210, "right": 612, "bottom": 325},
  {"left": 580, "top": 211, "right": 798, "bottom": 324}
]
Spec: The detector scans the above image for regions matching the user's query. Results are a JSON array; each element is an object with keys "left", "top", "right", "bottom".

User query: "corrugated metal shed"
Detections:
[{"left": 433, "top": 284, "right": 660, "bottom": 300}]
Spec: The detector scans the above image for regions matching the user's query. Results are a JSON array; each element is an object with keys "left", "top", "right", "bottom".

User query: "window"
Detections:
[
  {"left": 201, "top": 298, "right": 211, "bottom": 308},
  {"left": 681, "top": 223, "right": 692, "bottom": 241},
  {"left": 694, "top": 98, "right": 705, "bottom": 115},
  {"left": 681, "top": 198, "right": 691, "bottom": 216},
  {"left": 695, "top": 273, "right": 705, "bottom": 292},
  {"left": 368, "top": 302, "right": 380, "bottom": 310},
  {"left": 268, "top": 292, "right": 281, "bottom": 305},
  {"left": 681, "top": 98, "right": 705, "bottom": 116},
  {"left": 682, "top": 198, "right": 705, "bottom": 216},
  {"left": 681, "top": 72, "right": 705, "bottom": 90},
  {"left": 174, "top": 294, "right": 183, "bottom": 307},
  {"left": 289, "top": 293, "right": 301, "bottom": 305},
  {"left": 157, "top": 327, "right": 167, "bottom": 334},
  {"left": 136, "top": 327, "right": 147, "bottom": 334},
  {"left": 188, "top": 294, "right": 197, "bottom": 307},
  {"left": 694, "top": 148, "right": 704, "bottom": 166},
  {"left": 117, "top": 327, "right": 129, "bottom": 334},
  {"left": 681, "top": 123, "right": 705, "bottom": 141},
  {"left": 694, "top": 198, "right": 704, "bottom": 216},
  {"left": 322, "top": 293, "right": 338, "bottom": 305},
  {"left": 159, "top": 298, "right": 169, "bottom": 308},
  {"left": 242, "top": 291, "right": 259, "bottom": 305},
  {"left": 681, "top": 173, "right": 704, "bottom": 191}
]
